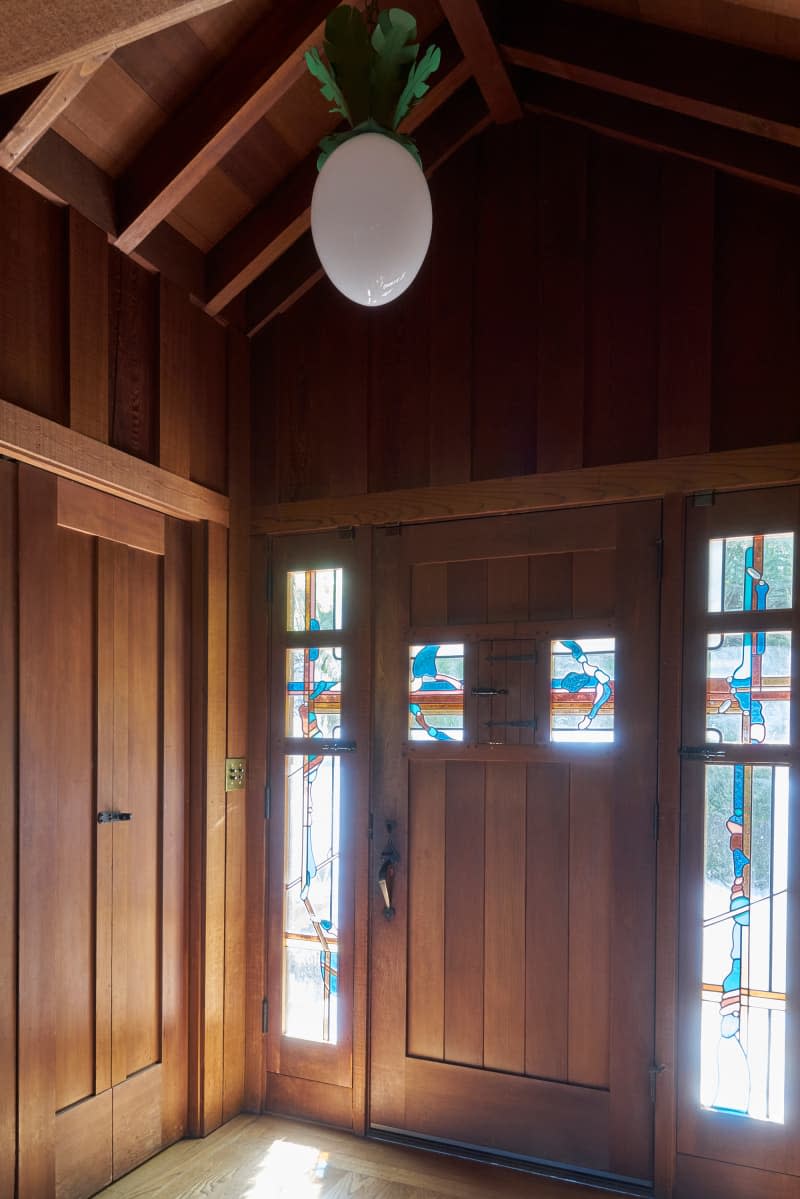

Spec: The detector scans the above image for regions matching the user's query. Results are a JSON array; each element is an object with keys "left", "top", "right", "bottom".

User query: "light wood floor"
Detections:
[{"left": 100, "top": 1115, "right": 615, "bottom": 1199}]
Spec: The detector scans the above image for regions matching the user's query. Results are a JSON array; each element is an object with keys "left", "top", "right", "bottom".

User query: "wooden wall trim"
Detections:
[
  {"left": 0, "top": 396, "right": 230, "bottom": 526},
  {"left": 56, "top": 478, "right": 166, "bottom": 554},
  {"left": 0, "top": 462, "right": 17, "bottom": 1199},
  {"left": 68, "top": 209, "right": 110, "bottom": 444},
  {"left": 251, "top": 442, "right": 800, "bottom": 535}
]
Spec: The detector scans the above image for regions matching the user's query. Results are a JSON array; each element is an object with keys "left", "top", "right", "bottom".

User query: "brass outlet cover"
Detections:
[{"left": 225, "top": 757, "right": 246, "bottom": 791}]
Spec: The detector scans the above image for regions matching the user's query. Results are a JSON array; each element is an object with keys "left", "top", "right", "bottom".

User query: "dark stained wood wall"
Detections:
[{"left": 251, "top": 114, "right": 800, "bottom": 504}]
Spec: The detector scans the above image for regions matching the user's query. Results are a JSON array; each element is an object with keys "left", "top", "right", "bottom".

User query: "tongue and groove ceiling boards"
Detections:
[{"left": 4, "top": 0, "right": 800, "bottom": 333}]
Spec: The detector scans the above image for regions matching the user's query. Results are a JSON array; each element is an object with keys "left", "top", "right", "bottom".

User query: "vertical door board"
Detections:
[{"left": 0, "top": 462, "right": 17, "bottom": 1199}]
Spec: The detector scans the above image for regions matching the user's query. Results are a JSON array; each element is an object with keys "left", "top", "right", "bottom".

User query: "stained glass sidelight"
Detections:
[
  {"left": 708, "top": 533, "right": 794, "bottom": 613},
  {"left": 550, "top": 638, "right": 615, "bottom": 742},
  {"left": 283, "top": 753, "right": 340, "bottom": 1043},
  {"left": 285, "top": 647, "right": 343, "bottom": 738},
  {"left": 287, "top": 567, "right": 343, "bottom": 631},
  {"left": 408, "top": 644, "right": 465, "bottom": 740},
  {"left": 705, "top": 632, "right": 791, "bottom": 745},
  {"left": 701, "top": 764, "right": 788, "bottom": 1122}
]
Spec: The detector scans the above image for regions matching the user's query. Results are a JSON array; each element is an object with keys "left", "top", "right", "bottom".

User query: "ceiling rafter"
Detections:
[
  {"left": 204, "top": 32, "right": 471, "bottom": 317},
  {"left": 244, "top": 80, "right": 491, "bottom": 336},
  {"left": 113, "top": 0, "right": 342, "bottom": 255},
  {"left": 0, "top": 55, "right": 110, "bottom": 172},
  {"left": 501, "top": 0, "right": 800, "bottom": 151},
  {"left": 438, "top": 0, "right": 520, "bottom": 124}
]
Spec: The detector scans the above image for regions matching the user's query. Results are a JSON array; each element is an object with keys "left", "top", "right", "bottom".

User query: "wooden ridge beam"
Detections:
[
  {"left": 251, "top": 443, "right": 800, "bottom": 535},
  {"left": 0, "top": 55, "right": 109, "bottom": 171},
  {"left": 244, "top": 79, "right": 490, "bottom": 334},
  {"left": 0, "top": 0, "right": 237, "bottom": 94},
  {"left": 501, "top": 0, "right": 800, "bottom": 151},
  {"left": 205, "top": 38, "right": 470, "bottom": 317},
  {"left": 516, "top": 70, "right": 800, "bottom": 203},
  {"left": 114, "top": 0, "right": 337, "bottom": 255},
  {"left": 438, "top": 0, "right": 521, "bottom": 124}
]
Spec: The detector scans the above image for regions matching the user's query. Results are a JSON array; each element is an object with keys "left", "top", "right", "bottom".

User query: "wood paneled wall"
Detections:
[
  {"left": 252, "top": 115, "right": 800, "bottom": 503},
  {"left": 0, "top": 165, "right": 251, "bottom": 1190}
]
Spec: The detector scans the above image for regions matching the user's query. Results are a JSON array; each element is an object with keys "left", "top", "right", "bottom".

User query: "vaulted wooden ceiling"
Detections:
[{"left": 4, "top": 0, "right": 800, "bottom": 337}]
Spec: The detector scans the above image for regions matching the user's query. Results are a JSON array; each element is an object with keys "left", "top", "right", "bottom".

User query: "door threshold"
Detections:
[{"left": 368, "top": 1125, "right": 652, "bottom": 1197}]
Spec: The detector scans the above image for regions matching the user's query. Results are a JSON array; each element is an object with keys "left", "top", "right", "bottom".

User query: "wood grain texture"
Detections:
[
  {"left": 109, "top": 248, "right": 158, "bottom": 464},
  {"left": 57, "top": 477, "right": 165, "bottom": 553},
  {"left": 55, "top": 1091, "right": 113, "bottom": 1199},
  {"left": 443, "top": 763, "right": 484, "bottom": 1069},
  {"left": 0, "top": 462, "right": 16, "bottom": 1199},
  {"left": 158, "top": 277, "right": 193, "bottom": 478},
  {"left": 69, "top": 208, "right": 110, "bottom": 443},
  {"left": 439, "top": 0, "right": 521, "bottom": 123},
  {"left": 0, "top": 56, "right": 109, "bottom": 169},
  {"left": 407, "top": 762, "right": 446, "bottom": 1061},
  {"left": 0, "top": 397, "right": 230, "bottom": 524},
  {"left": 189, "top": 312, "right": 227, "bottom": 493}
]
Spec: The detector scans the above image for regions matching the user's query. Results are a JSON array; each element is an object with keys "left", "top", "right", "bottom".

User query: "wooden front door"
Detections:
[
  {"left": 16, "top": 468, "right": 189, "bottom": 1199},
  {"left": 369, "top": 502, "right": 661, "bottom": 1185}
]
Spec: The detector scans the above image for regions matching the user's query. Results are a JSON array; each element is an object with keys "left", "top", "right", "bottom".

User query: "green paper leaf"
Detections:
[
  {"left": 323, "top": 5, "right": 372, "bottom": 127},
  {"left": 370, "top": 8, "right": 419, "bottom": 130},
  {"left": 393, "top": 42, "right": 441, "bottom": 129},
  {"left": 315, "top": 124, "right": 423, "bottom": 172},
  {"left": 304, "top": 46, "right": 351, "bottom": 123}
]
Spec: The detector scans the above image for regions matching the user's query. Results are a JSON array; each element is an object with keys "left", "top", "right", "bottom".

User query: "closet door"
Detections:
[{"left": 16, "top": 468, "right": 189, "bottom": 1199}]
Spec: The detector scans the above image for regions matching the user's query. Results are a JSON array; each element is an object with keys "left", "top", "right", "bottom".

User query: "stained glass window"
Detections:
[
  {"left": 550, "top": 638, "right": 615, "bottom": 743},
  {"left": 283, "top": 753, "right": 340, "bottom": 1044},
  {"left": 286, "top": 647, "right": 342, "bottom": 738},
  {"left": 701, "top": 764, "right": 788, "bottom": 1122},
  {"left": 708, "top": 533, "right": 794, "bottom": 613},
  {"left": 408, "top": 644, "right": 464, "bottom": 741},
  {"left": 706, "top": 632, "right": 791, "bottom": 745},
  {"left": 287, "top": 568, "right": 343, "bottom": 631}
]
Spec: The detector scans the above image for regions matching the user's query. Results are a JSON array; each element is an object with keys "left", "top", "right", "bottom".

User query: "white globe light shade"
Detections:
[{"left": 310, "top": 131, "right": 432, "bottom": 307}]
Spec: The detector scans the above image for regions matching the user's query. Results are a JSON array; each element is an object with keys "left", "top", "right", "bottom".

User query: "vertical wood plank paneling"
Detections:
[
  {"left": 410, "top": 562, "right": 447, "bottom": 626},
  {"left": 483, "top": 763, "right": 526, "bottom": 1075},
  {"left": 223, "top": 330, "right": 251, "bottom": 1123},
  {"left": 428, "top": 139, "right": 477, "bottom": 486},
  {"left": 572, "top": 549, "right": 616, "bottom": 619},
  {"left": 190, "top": 311, "right": 228, "bottom": 494},
  {"left": 17, "top": 465, "right": 59, "bottom": 1197},
  {"left": 407, "top": 761, "right": 446, "bottom": 1061},
  {"left": 712, "top": 176, "right": 800, "bottom": 452},
  {"left": 0, "top": 462, "right": 16, "bottom": 1199},
  {"left": 54, "top": 528, "right": 96, "bottom": 1113},
  {"left": 368, "top": 261, "right": 432, "bottom": 493},
  {"left": 110, "top": 545, "right": 130, "bottom": 1088},
  {"left": 0, "top": 171, "right": 67, "bottom": 424},
  {"left": 158, "top": 276, "right": 193, "bottom": 479},
  {"left": 447, "top": 559, "right": 487, "bottom": 624},
  {"left": 95, "top": 543, "right": 114, "bottom": 1095},
  {"left": 657, "top": 160, "right": 714, "bottom": 459},
  {"left": 443, "top": 762, "right": 485, "bottom": 1068},
  {"left": 472, "top": 122, "right": 537, "bottom": 481},
  {"left": 109, "top": 248, "right": 158, "bottom": 464},
  {"left": 528, "top": 553, "right": 572, "bottom": 620},
  {"left": 69, "top": 208, "right": 109, "bottom": 443},
  {"left": 487, "top": 556, "right": 529, "bottom": 622},
  {"left": 536, "top": 117, "right": 587, "bottom": 474},
  {"left": 525, "top": 763, "right": 569, "bottom": 1082},
  {"left": 161, "top": 518, "right": 190, "bottom": 1145},
  {"left": 250, "top": 330, "right": 278, "bottom": 509},
  {"left": 568, "top": 761, "right": 611, "bottom": 1088},
  {"left": 585, "top": 137, "right": 660, "bottom": 467}
]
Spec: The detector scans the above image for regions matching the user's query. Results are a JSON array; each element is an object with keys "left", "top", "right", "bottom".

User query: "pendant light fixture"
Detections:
[{"left": 305, "top": 4, "right": 441, "bottom": 307}]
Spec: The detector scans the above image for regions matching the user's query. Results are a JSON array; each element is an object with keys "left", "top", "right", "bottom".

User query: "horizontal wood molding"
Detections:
[
  {"left": 439, "top": 0, "right": 521, "bottom": 124},
  {"left": 251, "top": 443, "right": 800, "bottom": 534},
  {"left": 0, "top": 397, "right": 230, "bottom": 526},
  {"left": 57, "top": 477, "right": 166, "bottom": 554},
  {"left": 0, "top": 55, "right": 109, "bottom": 171}
]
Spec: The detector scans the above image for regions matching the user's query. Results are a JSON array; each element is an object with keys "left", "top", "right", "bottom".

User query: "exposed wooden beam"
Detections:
[
  {"left": 0, "top": 56, "right": 109, "bottom": 171},
  {"left": 501, "top": 0, "right": 800, "bottom": 151},
  {"left": 439, "top": 0, "right": 521, "bottom": 123},
  {"left": 516, "top": 70, "right": 800, "bottom": 204},
  {"left": 0, "top": 0, "right": 237, "bottom": 95},
  {"left": 251, "top": 443, "right": 800, "bottom": 535},
  {"left": 205, "top": 44, "right": 471, "bottom": 317},
  {"left": 244, "top": 81, "right": 491, "bottom": 334},
  {"left": 113, "top": 0, "right": 336, "bottom": 255},
  {"left": 0, "top": 397, "right": 230, "bottom": 526}
]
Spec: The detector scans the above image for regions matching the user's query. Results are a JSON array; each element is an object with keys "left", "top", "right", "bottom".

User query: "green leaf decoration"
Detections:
[
  {"left": 304, "top": 46, "right": 351, "bottom": 123},
  {"left": 393, "top": 42, "right": 441, "bottom": 129},
  {"left": 370, "top": 8, "right": 419, "bottom": 129},
  {"left": 323, "top": 5, "right": 372, "bottom": 127},
  {"left": 316, "top": 122, "right": 423, "bottom": 171}
]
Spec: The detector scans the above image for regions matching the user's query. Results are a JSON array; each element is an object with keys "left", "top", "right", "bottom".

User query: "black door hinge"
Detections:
[
  {"left": 264, "top": 784, "right": 271, "bottom": 820},
  {"left": 266, "top": 564, "right": 274, "bottom": 603},
  {"left": 679, "top": 746, "right": 726, "bottom": 761},
  {"left": 368, "top": 811, "right": 374, "bottom": 840},
  {"left": 649, "top": 1062, "right": 666, "bottom": 1103},
  {"left": 262, "top": 998, "right": 269, "bottom": 1035},
  {"left": 653, "top": 800, "right": 660, "bottom": 841}
]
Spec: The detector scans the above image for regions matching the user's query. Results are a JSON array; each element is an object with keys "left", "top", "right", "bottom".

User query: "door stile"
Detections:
[
  {"left": 110, "top": 544, "right": 130, "bottom": 1089},
  {"left": 96, "top": 541, "right": 114, "bottom": 1096}
]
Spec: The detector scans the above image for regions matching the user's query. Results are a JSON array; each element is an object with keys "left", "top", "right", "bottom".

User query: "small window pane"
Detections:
[
  {"left": 706, "top": 632, "right": 791, "bottom": 745},
  {"left": 708, "top": 533, "right": 794, "bottom": 613},
  {"left": 550, "top": 638, "right": 615, "bottom": 743},
  {"left": 701, "top": 764, "right": 788, "bottom": 1123},
  {"left": 283, "top": 754, "right": 340, "bottom": 1044},
  {"left": 287, "top": 568, "right": 343, "bottom": 631},
  {"left": 409, "top": 644, "right": 464, "bottom": 741},
  {"left": 286, "top": 647, "right": 342, "bottom": 738}
]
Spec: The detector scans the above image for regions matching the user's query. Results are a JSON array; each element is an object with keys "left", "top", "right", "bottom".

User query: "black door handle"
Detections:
[{"left": 97, "top": 811, "right": 133, "bottom": 823}]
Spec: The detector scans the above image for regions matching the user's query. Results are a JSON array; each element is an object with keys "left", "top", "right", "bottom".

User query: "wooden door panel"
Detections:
[
  {"left": 55, "top": 1092, "right": 113, "bottom": 1199},
  {"left": 0, "top": 461, "right": 17, "bottom": 1199},
  {"left": 113, "top": 1065, "right": 164, "bottom": 1178},
  {"left": 443, "top": 762, "right": 484, "bottom": 1069},
  {"left": 55, "top": 529, "right": 97, "bottom": 1113},
  {"left": 406, "top": 761, "right": 445, "bottom": 1062}
]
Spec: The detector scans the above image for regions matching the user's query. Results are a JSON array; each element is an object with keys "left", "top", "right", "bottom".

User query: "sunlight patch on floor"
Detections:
[{"left": 245, "top": 1138, "right": 330, "bottom": 1198}]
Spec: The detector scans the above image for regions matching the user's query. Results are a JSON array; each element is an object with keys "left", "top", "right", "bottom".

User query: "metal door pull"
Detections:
[
  {"left": 472, "top": 687, "right": 508, "bottom": 697},
  {"left": 97, "top": 811, "right": 133, "bottom": 823}
]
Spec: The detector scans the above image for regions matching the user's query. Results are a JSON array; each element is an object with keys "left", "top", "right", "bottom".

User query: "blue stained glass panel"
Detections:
[
  {"left": 408, "top": 644, "right": 464, "bottom": 741},
  {"left": 287, "top": 567, "right": 343, "bottom": 631},
  {"left": 285, "top": 647, "right": 342, "bottom": 738},
  {"left": 550, "top": 638, "right": 615, "bottom": 743},
  {"left": 706, "top": 632, "right": 791, "bottom": 745},
  {"left": 708, "top": 533, "right": 794, "bottom": 613}
]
